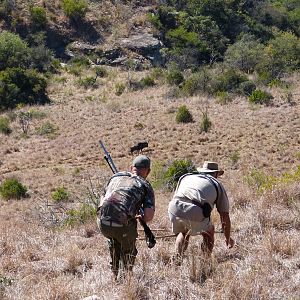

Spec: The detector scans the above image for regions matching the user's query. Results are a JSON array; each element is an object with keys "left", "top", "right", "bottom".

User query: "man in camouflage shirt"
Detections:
[{"left": 97, "top": 155, "right": 155, "bottom": 279}]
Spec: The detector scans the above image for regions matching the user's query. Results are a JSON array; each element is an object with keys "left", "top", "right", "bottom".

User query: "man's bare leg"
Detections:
[
  {"left": 175, "top": 232, "right": 190, "bottom": 256},
  {"left": 201, "top": 224, "right": 215, "bottom": 255}
]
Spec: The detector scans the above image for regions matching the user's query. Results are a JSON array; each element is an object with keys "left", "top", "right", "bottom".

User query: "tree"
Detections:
[
  {"left": 0, "top": 31, "right": 30, "bottom": 71},
  {"left": 224, "top": 34, "right": 264, "bottom": 73}
]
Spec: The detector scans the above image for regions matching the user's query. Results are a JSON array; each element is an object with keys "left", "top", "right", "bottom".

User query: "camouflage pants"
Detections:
[{"left": 98, "top": 220, "right": 138, "bottom": 278}]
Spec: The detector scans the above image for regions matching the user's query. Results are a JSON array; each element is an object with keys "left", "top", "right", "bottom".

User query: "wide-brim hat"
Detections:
[{"left": 197, "top": 161, "right": 224, "bottom": 175}]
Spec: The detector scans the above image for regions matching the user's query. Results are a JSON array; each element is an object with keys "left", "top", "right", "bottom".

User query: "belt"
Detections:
[{"left": 101, "top": 220, "right": 124, "bottom": 227}]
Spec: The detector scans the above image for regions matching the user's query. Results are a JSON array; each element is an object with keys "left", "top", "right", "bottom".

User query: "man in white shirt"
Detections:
[{"left": 168, "top": 161, "right": 234, "bottom": 259}]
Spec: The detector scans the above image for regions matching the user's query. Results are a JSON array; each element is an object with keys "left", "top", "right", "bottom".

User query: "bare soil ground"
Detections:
[{"left": 0, "top": 68, "right": 300, "bottom": 298}]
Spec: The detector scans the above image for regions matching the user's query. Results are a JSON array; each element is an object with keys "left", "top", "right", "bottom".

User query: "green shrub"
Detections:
[
  {"left": 115, "top": 83, "right": 126, "bottom": 96},
  {"left": 36, "top": 122, "right": 58, "bottom": 137},
  {"left": 215, "top": 91, "right": 231, "bottom": 104},
  {"left": 181, "top": 69, "right": 211, "bottom": 96},
  {"left": 210, "top": 68, "right": 247, "bottom": 94},
  {"left": 176, "top": 105, "right": 193, "bottom": 123},
  {"left": 229, "top": 150, "right": 240, "bottom": 166},
  {"left": 139, "top": 75, "right": 155, "bottom": 88},
  {"left": 65, "top": 204, "right": 97, "bottom": 226},
  {"left": 256, "top": 31, "right": 300, "bottom": 82},
  {"left": 0, "top": 31, "right": 30, "bottom": 71},
  {"left": 249, "top": 90, "right": 273, "bottom": 105},
  {"left": 163, "top": 159, "right": 196, "bottom": 190},
  {"left": 0, "top": 68, "right": 49, "bottom": 111},
  {"left": 77, "top": 76, "right": 97, "bottom": 89},
  {"left": 61, "top": 0, "right": 88, "bottom": 22},
  {"left": 0, "top": 116, "right": 11, "bottom": 135},
  {"left": 244, "top": 168, "right": 276, "bottom": 193},
  {"left": 0, "top": 178, "right": 27, "bottom": 200},
  {"left": 224, "top": 34, "right": 264, "bottom": 73},
  {"left": 238, "top": 81, "right": 256, "bottom": 96},
  {"left": 200, "top": 110, "right": 212, "bottom": 132},
  {"left": 30, "top": 6, "right": 47, "bottom": 30},
  {"left": 95, "top": 66, "right": 107, "bottom": 78},
  {"left": 166, "top": 68, "right": 184, "bottom": 85},
  {"left": 51, "top": 186, "right": 70, "bottom": 202}
]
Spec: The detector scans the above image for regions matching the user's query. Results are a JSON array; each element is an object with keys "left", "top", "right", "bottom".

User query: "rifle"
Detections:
[{"left": 99, "top": 140, "right": 156, "bottom": 249}]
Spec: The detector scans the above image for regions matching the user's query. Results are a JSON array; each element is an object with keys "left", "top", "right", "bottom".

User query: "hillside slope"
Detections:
[{"left": 0, "top": 66, "right": 299, "bottom": 299}]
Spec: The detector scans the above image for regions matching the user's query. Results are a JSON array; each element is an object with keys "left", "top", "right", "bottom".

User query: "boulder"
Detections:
[{"left": 117, "top": 33, "right": 164, "bottom": 66}]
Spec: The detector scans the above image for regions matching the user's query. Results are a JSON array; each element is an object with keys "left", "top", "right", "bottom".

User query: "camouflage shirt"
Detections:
[{"left": 99, "top": 172, "right": 155, "bottom": 225}]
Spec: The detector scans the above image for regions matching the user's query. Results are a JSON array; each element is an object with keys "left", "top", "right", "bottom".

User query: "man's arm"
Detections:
[
  {"left": 220, "top": 212, "right": 234, "bottom": 248},
  {"left": 143, "top": 207, "right": 154, "bottom": 223}
]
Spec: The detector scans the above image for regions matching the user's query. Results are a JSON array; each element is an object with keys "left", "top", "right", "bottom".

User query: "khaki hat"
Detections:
[
  {"left": 132, "top": 155, "right": 151, "bottom": 169},
  {"left": 197, "top": 161, "right": 224, "bottom": 175}
]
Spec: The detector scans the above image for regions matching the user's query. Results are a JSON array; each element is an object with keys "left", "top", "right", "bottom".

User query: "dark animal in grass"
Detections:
[{"left": 130, "top": 142, "right": 149, "bottom": 154}]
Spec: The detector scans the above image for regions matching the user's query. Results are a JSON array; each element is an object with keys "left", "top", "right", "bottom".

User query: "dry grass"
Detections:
[{"left": 0, "top": 61, "right": 300, "bottom": 299}]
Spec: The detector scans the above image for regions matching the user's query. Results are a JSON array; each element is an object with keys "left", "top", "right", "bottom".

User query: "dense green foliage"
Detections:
[
  {"left": 0, "top": 116, "right": 11, "bottom": 134},
  {"left": 249, "top": 89, "right": 273, "bottom": 105},
  {"left": 51, "top": 186, "right": 70, "bottom": 202},
  {"left": 176, "top": 105, "right": 193, "bottom": 123},
  {"left": 163, "top": 159, "right": 196, "bottom": 190},
  {"left": 0, "top": 178, "right": 28, "bottom": 200},
  {"left": 61, "top": 0, "right": 88, "bottom": 21},
  {"left": 0, "top": 32, "right": 52, "bottom": 111},
  {"left": 30, "top": 6, "right": 47, "bottom": 30},
  {"left": 0, "top": 31, "right": 30, "bottom": 70},
  {"left": 0, "top": 68, "right": 49, "bottom": 111},
  {"left": 150, "top": 0, "right": 300, "bottom": 78}
]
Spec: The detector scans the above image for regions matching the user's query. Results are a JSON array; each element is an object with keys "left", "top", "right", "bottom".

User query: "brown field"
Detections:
[{"left": 0, "top": 64, "right": 300, "bottom": 299}]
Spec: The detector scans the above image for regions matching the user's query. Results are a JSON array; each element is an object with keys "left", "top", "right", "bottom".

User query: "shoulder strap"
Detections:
[{"left": 176, "top": 172, "right": 219, "bottom": 203}]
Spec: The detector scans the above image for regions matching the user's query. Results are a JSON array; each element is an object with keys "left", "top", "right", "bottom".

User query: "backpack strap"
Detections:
[{"left": 175, "top": 172, "right": 220, "bottom": 203}]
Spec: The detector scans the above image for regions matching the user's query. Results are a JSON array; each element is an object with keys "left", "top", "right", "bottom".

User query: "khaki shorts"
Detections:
[{"left": 169, "top": 212, "right": 212, "bottom": 235}]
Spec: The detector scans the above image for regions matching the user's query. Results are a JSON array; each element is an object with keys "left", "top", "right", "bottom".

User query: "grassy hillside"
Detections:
[{"left": 0, "top": 1, "right": 300, "bottom": 299}]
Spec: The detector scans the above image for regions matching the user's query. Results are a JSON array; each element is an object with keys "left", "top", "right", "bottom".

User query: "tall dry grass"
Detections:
[
  {"left": 0, "top": 66, "right": 299, "bottom": 299},
  {"left": 0, "top": 175, "right": 299, "bottom": 299}
]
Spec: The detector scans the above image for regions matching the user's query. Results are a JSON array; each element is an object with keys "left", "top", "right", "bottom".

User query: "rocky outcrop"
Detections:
[
  {"left": 66, "top": 33, "right": 164, "bottom": 68},
  {"left": 117, "top": 32, "right": 164, "bottom": 66}
]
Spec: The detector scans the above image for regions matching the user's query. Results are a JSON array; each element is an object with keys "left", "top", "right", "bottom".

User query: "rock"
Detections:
[
  {"left": 117, "top": 32, "right": 164, "bottom": 66},
  {"left": 81, "top": 295, "right": 101, "bottom": 300},
  {"left": 65, "top": 33, "right": 165, "bottom": 67}
]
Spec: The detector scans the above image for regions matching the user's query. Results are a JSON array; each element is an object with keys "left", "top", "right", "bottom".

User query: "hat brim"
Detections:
[{"left": 197, "top": 168, "right": 224, "bottom": 175}]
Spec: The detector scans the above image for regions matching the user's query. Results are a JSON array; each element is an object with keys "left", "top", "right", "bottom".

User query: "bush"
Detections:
[
  {"left": 115, "top": 83, "right": 126, "bottom": 96},
  {"left": 61, "top": 0, "right": 88, "bottom": 22},
  {"left": 210, "top": 68, "right": 247, "bottom": 94},
  {"left": 51, "top": 186, "right": 70, "bottom": 202},
  {"left": 77, "top": 76, "right": 97, "bottom": 89},
  {"left": 0, "top": 116, "right": 11, "bottom": 135},
  {"left": 166, "top": 68, "right": 184, "bottom": 85},
  {"left": 200, "top": 110, "right": 212, "bottom": 132},
  {"left": 30, "top": 6, "right": 47, "bottom": 30},
  {"left": 0, "top": 68, "right": 49, "bottom": 111},
  {"left": 0, "top": 178, "right": 27, "bottom": 200},
  {"left": 163, "top": 159, "right": 196, "bottom": 190},
  {"left": 176, "top": 105, "right": 193, "bottom": 123},
  {"left": 95, "top": 66, "right": 107, "bottom": 78},
  {"left": 0, "top": 31, "right": 30, "bottom": 71},
  {"left": 249, "top": 90, "right": 273, "bottom": 105},
  {"left": 181, "top": 68, "right": 211, "bottom": 96},
  {"left": 65, "top": 204, "right": 97, "bottom": 226},
  {"left": 28, "top": 33, "right": 55, "bottom": 72},
  {"left": 139, "top": 75, "right": 155, "bottom": 88},
  {"left": 238, "top": 81, "right": 256, "bottom": 96},
  {"left": 36, "top": 122, "right": 58, "bottom": 137},
  {"left": 256, "top": 31, "right": 300, "bottom": 82},
  {"left": 224, "top": 34, "right": 264, "bottom": 73}
]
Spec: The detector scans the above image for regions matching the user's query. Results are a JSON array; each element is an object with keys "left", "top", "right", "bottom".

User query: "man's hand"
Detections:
[{"left": 226, "top": 237, "right": 235, "bottom": 248}]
